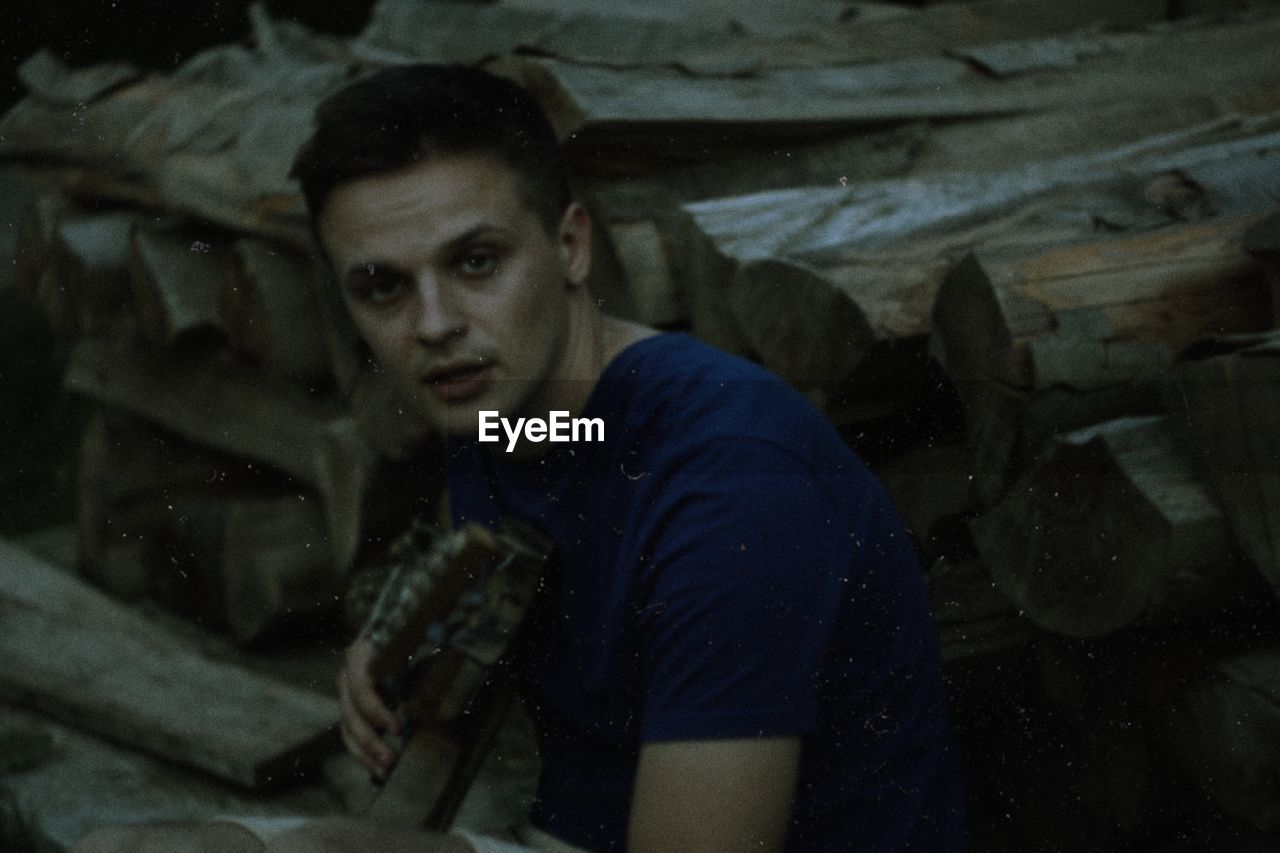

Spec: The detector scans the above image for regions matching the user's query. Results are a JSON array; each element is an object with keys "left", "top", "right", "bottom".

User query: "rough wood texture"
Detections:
[
  {"left": 222, "top": 494, "right": 341, "bottom": 644},
  {"left": 970, "top": 416, "right": 1238, "bottom": 638},
  {"left": 0, "top": 539, "right": 339, "bottom": 789},
  {"left": 676, "top": 123, "right": 1280, "bottom": 412},
  {"left": 357, "top": 0, "right": 1167, "bottom": 72},
  {"left": 49, "top": 209, "right": 139, "bottom": 339},
  {"left": 1166, "top": 332, "right": 1280, "bottom": 595},
  {"left": 227, "top": 239, "right": 333, "bottom": 384},
  {"left": 934, "top": 212, "right": 1273, "bottom": 505},
  {"left": 926, "top": 559, "right": 1041, "bottom": 660},
  {"left": 64, "top": 337, "right": 376, "bottom": 571},
  {"left": 0, "top": 704, "right": 339, "bottom": 852},
  {"left": 130, "top": 224, "right": 234, "bottom": 346}
]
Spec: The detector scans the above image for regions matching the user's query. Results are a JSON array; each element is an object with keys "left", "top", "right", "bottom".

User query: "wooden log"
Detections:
[
  {"left": 12, "top": 192, "right": 77, "bottom": 335},
  {"left": 64, "top": 337, "right": 376, "bottom": 571},
  {"left": 0, "top": 539, "right": 339, "bottom": 789},
  {"left": 18, "top": 204, "right": 141, "bottom": 339},
  {"left": 1165, "top": 331, "right": 1280, "bottom": 596},
  {"left": 129, "top": 224, "right": 235, "bottom": 345},
  {"left": 225, "top": 239, "right": 333, "bottom": 385},
  {"left": 222, "top": 494, "right": 341, "bottom": 644},
  {"left": 678, "top": 124, "right": 1280, "bottom": 412},
  {"left": 970, "top": 416, "right": 1239, "bottom": 638},
  {"left": 933, "top": 213, "right": 1273, "bottom": 505},
  {"left": 604, "top": 220, "right": 685, "bottom": 328},
  {"left": 1155, "top": 647, "right": 1280, "bottom": 833},
  {"left": 0, "top": 47, "right": 338, "bottom": 248},
  {"left": 925, "top": 559, "right": 1041, "bottom": 660},
  {"left": 75, "top": 408, "right": 295, "bottom": 599},
  {"left": 875, "top": 444, "right": 976, "bottom": 554}
]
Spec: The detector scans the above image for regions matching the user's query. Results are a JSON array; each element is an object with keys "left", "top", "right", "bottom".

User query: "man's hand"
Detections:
[
  {"left": 629, "top": 737, "right": 800, "bottom": 853},
  {"left": 337, "top": 637, "right": 401, "bottom": 778}
]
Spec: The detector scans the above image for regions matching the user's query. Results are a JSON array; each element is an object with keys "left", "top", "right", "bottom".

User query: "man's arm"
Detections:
[{"left": 628, "top": 737, "right": 800, "bottom": 853}]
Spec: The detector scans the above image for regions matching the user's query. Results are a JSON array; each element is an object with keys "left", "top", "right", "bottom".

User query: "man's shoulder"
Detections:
[{"left": 608, "top": 334, "right": 852, "bottom": 471}]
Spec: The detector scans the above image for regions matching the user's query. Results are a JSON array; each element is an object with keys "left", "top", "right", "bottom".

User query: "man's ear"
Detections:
[{"left": 557, "top": 202, "right": 592, "bottom": 288}]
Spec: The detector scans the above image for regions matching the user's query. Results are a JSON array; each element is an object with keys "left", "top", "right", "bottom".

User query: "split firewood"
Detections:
[
  {"left": 925, "top": 559, "right": 1041, "bottom": 661},
  {"left": 64, "top": 336, "right": 376, "bottom": 571},
  {"left": 12, "top": 192, "right": 73, "bottom": 326},
  {"left": 604, "top": 220, "right": 685, "bottom": 328},
  {"left": 1165, "top": 331, "right": 1280, "bottom": 597},
  {"left": 969, "top": 415, "right": 1241, "bottom": 638},
  {"left": 75, "top": 408, "right": 297, "bottom": 599},
  {"left": 676, "top": 123, "right": 1280, "bottom": 411},
  {"left": 1154, "top": 647, "right": 1280, "bottom": 834},
  {"left": 875, "top": 443, "right": 976, "bottom": 557},
  {"left": 225, "top": 238, "right": 333, "bottom": 385},
  {"left": 23, "top": 206, "right": 141, "bottom": 339},
  {"left": 221, "top": 494, "right": 341, "bottom": 644},
  {"left": 0, "top": 42, "right": 345, "bottom": 247},
  {"left": 129, "top": 223, "right": 235, "bottom": 346},
  {"left": 0, "top": 539, "right": 339, "bottom": 789},
  {"left": 933, "top": 212, "right": 1273, "bottom": 505}
]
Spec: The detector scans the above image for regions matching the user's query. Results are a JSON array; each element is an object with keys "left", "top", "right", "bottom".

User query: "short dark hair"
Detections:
[{"left": 290, "top": 64, "right": 570, "bottom": 234}]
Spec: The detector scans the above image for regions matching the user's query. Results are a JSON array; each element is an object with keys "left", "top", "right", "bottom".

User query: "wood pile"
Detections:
[{"left": 4, "top": 0, "right": 1280, "bottom": 849}]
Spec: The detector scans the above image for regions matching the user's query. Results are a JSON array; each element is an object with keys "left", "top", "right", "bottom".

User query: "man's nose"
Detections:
[{"left": 411, "top": 275, "right": 466, "bottom": 345}]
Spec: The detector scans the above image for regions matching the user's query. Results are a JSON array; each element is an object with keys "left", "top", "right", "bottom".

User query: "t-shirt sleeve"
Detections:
[{"left": 635, "top": 438, "right": 864, "bottom": 744}]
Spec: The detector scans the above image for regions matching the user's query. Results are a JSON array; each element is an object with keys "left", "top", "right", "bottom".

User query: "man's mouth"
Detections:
[{"left": 423, "top": 360, "right": 493, "bottom": 403}]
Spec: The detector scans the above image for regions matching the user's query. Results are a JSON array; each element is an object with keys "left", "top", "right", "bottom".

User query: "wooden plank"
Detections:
[
  {"left": 354, "top": 0, "right": 739, "bottom": 68},
  {"left": 486, "top": 53, "right": 1011, "bottom": 147},
  {"left": 0, "top": 539, "right": 339, "bottom": 788},
  {"left": 0, "top": 704, "right": 338, "bottom": 852},
  {"left": 16, "top": 48, "right": 140, "bottom": 106},
  {"left": 1166, "top": 331, "right": 1280, "bottom": 594}
]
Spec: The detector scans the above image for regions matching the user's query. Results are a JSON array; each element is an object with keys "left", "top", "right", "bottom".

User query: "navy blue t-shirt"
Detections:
[{"left": 447, "top": 334, "right": 963, "bottom": 851}]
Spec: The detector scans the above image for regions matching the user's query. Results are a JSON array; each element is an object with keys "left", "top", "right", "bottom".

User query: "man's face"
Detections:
[{"left": 318, "top": 153, "right": 587, "bottom": 438}]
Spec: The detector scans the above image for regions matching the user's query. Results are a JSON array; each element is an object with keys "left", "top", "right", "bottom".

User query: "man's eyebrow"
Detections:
[
  {"left": 437, "top": 223, "right": 515, "bottom": 255},
  {"left": 339, "top": 224, "right": 516, "bottom": 280},
  {"left": 340, "top": 260, "right": 399, "bottom": 282}
]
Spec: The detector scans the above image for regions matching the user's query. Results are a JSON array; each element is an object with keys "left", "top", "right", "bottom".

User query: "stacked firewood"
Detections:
[{"left": 4, "top": 0, "right": 1280, "bottom": 847}]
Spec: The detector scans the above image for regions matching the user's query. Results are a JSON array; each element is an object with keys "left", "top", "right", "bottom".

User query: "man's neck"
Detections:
[{"left": 501, "top": 308, "right": 656, "bottom": 463}]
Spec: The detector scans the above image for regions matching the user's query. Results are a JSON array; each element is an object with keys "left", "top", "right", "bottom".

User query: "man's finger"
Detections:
[{"left": 343, "top": 643, "right": 400, "bottom": 732}]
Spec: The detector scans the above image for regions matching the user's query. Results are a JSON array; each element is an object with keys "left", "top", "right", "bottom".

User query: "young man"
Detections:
[{"left": 74, "top": 65, "right": 963, "bottom": 853}]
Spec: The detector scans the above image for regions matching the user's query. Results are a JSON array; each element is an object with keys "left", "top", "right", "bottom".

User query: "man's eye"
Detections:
[
  {"left": 459, "top": 250, "right": 498, "bottom": 278},
  {"left": 351, "top": 272, "right": 405, "bottom": 304}
]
